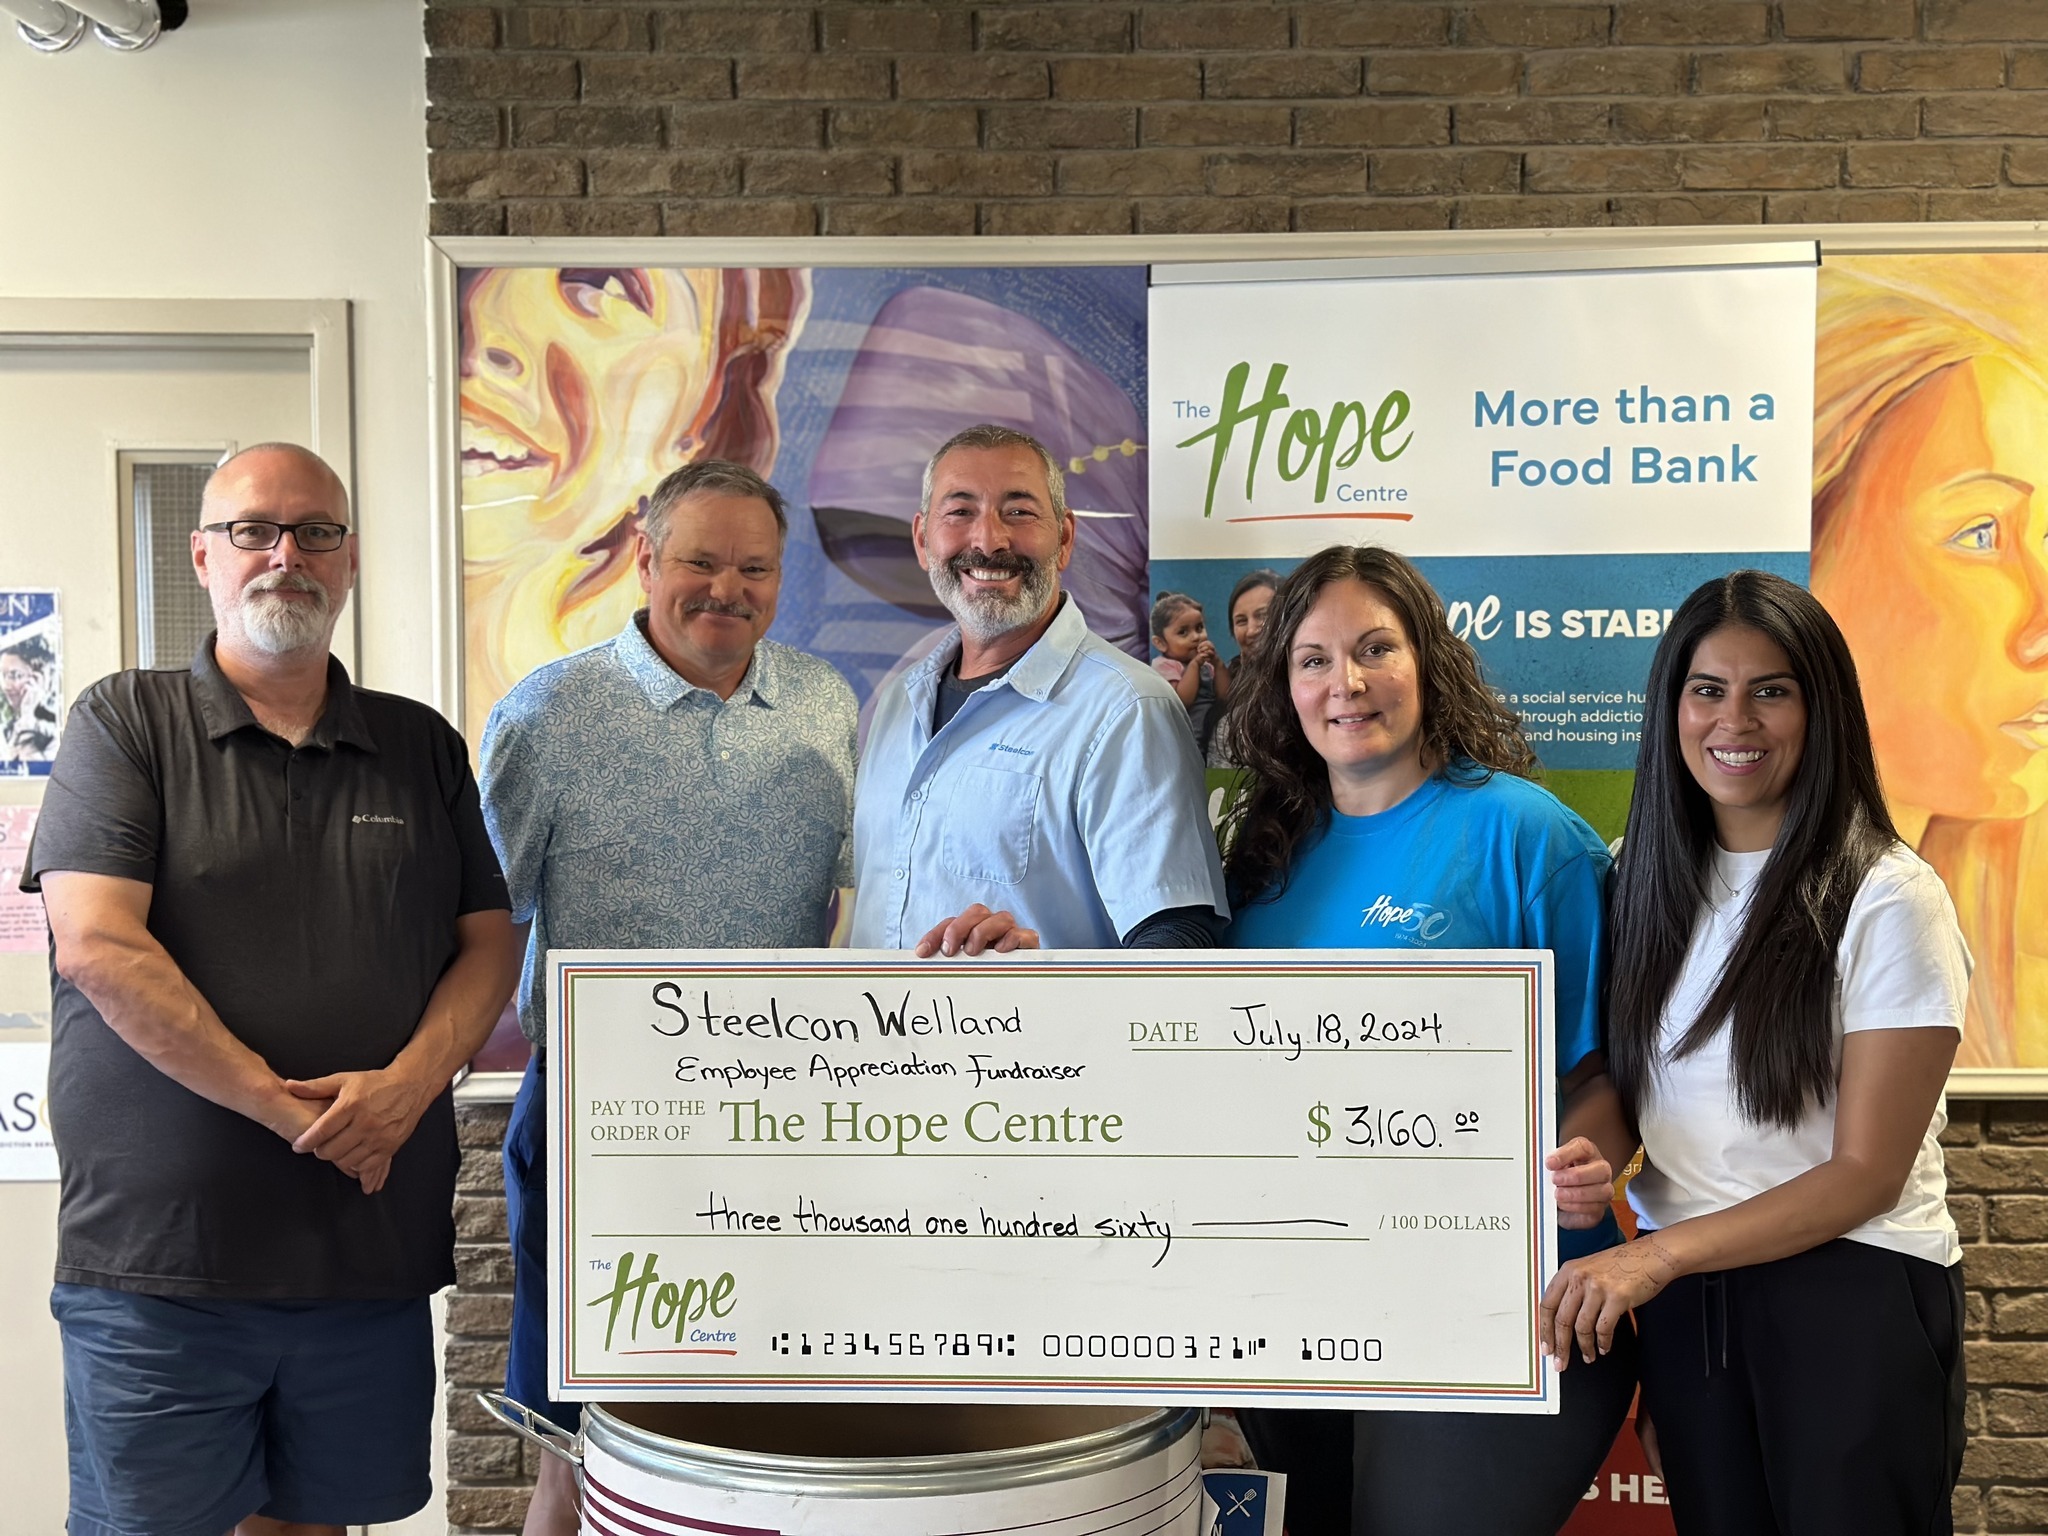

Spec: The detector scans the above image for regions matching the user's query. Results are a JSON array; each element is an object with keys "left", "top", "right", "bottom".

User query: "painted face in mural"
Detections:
[
  {"left": 1812, "top": 257, "right": 2048, "bottom": 1070},
  {"left": 1813, "top": 355, "right": 2048, "bottom": 825},
  {"left": 458, "top": 266, "right": 805, "bottom": 740}
]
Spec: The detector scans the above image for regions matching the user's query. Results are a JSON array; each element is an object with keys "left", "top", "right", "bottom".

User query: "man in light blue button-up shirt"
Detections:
[
  {"left": 479, "top": 462, "right": 856, "bottom": 1536},
  {"left": 851, "top": 425, "right": 1226, "bottom": 956}
]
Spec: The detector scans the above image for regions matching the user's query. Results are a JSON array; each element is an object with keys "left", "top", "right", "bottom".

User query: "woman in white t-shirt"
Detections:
[{"left": 1541, "top": 570, "right": 1969, "bottom": 1536}]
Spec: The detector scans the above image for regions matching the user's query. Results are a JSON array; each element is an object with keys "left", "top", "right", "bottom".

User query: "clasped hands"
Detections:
[
  {"left": 268, "top": 1067, "right": 437, "bottom": 1195},
  {"left": 257, "top": 908, "right": 1038, "bottom": 1193}
]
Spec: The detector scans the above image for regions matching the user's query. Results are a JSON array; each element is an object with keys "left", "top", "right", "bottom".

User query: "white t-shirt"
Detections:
[{"left": 1628, "top": 842, "right": 1969, "bottom": 1266}]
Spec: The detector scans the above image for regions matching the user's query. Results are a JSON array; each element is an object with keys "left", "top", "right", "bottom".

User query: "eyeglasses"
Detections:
[{"left": 199, "top": 520, "right": 350, "bottom": 553}]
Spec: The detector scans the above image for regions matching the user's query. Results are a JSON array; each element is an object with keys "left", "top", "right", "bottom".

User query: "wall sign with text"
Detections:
[
  {"left": 0, "top": 1042, "right": 54, "bottom": 1182},
  {"left": 1147, "top": 252, "right": 1817, "bottom": 771}
]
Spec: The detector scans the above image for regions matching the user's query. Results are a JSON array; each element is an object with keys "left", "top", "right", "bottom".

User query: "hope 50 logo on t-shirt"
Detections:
[{"left": 1360, "top": 893, "right": 1452, "bottom": 943}]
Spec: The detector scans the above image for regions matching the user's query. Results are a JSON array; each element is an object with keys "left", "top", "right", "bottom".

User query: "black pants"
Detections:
[
  {"left": 1636, "top": 1239, "right": 1965, "bottom": 1536},
  {"left": 1238, "top": 1316, "right": 1638, "bottom": 1536}
]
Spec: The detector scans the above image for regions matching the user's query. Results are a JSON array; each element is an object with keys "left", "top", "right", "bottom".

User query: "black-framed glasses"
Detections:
[{"left": 199, "top": 519, "right": 350, "bottom": 553}]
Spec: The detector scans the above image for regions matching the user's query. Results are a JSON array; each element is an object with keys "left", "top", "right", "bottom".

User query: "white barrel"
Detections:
[{"left": 574, "top": 1402, "right": 1205, "bottom": 1536}]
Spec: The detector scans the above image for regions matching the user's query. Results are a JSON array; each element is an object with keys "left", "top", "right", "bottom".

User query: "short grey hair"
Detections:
[
  {"left": 205, "top": 442, "right": 351, "bottom": 521},
  {"left": 641, "top": 460, "right": 789, "bottom": 555},
  {"left": 918, "top": 424, "right": 1068, "bottom": 528}
]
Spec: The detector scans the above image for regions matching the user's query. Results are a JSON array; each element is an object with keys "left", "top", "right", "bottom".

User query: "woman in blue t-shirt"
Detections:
[{"left": 1224, "top": 545, "right": 1635, "bottom": 1536}]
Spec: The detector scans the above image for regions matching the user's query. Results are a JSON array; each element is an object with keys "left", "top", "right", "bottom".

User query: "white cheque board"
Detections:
[{"left": 549, "top": 950, "right": 1558, "bottom": 1412}]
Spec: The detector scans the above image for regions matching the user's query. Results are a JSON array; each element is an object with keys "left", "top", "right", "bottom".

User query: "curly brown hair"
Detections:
[{"left": 1221, "top": 545, "right": 1536, "bottom": 905}]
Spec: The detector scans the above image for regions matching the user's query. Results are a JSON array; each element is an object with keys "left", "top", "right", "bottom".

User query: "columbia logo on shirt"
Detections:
[{"left": 351, "top": 813, "right": 406, "bottom": 826}]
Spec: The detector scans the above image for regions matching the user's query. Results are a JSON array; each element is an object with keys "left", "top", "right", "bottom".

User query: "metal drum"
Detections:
[{"left": 483, "top": 1396, "right": 1206, "bottom": 1536}]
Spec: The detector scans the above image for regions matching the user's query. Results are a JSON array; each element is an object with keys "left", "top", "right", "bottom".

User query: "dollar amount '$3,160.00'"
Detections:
[{"left": 1305, "top": 1103, "right": 1482, "bottom": 1150}]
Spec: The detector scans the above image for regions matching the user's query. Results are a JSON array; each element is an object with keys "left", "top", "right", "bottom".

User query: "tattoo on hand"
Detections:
[{"left": 1616, "top": 1236, "right": 1681, "bottom": 1291}]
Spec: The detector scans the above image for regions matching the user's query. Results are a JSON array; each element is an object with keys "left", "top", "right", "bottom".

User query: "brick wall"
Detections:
[
  {"left": 429, "top": 4, "right": 2048, "bottom": 1530},
  {"left": 1945, "top": 1103, "right": 2048, "bottom": 1535},
  {"left": 425, "top": 0, "right": 2048, "bottom": 237},
  {"left": 447, "top": 1102, "right": 535, "bottom": 1534}
]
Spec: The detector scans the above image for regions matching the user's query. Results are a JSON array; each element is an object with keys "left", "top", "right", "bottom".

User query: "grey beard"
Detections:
[
  {"left": 225, "top": 579, "right": 334, "bottom": 656},
  {"left": 927, "top": 556, "right": 1056, "bottom": 643}
]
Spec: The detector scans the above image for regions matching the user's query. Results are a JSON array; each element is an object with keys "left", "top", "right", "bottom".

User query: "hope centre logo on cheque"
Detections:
[{"left": 588, "top": 1250, "right": 739, "bottom": 1351}]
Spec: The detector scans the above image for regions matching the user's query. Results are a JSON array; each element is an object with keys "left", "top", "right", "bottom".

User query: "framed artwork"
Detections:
[{"left": 1813, "top": 252, "right": 2048, "bottom": 1082}]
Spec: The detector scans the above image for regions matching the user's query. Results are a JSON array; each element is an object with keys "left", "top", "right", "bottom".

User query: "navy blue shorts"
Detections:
[
  {"left": 52, "top": 1282, "right": 433, "bottom": 1536},
  {"left": 506, "top": 1052, "right": 581, "bottom": 1432}
]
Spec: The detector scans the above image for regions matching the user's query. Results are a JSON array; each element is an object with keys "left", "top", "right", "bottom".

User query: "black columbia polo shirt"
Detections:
[{"left": 26, "top": 637, "right": 509, "bottom": 1298}]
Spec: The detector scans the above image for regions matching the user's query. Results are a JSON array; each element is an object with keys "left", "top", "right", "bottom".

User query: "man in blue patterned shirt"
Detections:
[{"left": 479, "top": 460, "right": 856, "bottom": 1536}]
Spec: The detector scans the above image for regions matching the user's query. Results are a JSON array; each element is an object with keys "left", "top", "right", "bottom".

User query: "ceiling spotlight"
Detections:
[
  {"left": 11, "top": 0, "right": 86, "bottom": 50},
  {"left": 5, "top": 0, "right": 186, "bottom": 51}
]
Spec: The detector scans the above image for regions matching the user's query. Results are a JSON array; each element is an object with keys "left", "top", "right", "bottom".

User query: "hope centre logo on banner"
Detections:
[{"left": 1171, "top": 359, "right": 1415, "bottom": 523}]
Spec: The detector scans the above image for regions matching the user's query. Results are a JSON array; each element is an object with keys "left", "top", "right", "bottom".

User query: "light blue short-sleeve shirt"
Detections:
[
  {"left": 481, "top": 615, "right": 858, "bottom": 1044},
  {"left": 851, "top": 599, "right": 1227, "bottom": 949}
]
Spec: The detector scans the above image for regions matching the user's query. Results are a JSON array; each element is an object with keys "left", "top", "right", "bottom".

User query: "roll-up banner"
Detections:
[{"left": 1148, "top": 245, "right": 1819, "bottom": 825}]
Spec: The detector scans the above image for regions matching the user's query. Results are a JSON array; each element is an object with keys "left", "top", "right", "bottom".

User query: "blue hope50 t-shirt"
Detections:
[{"left": 1228, "top": 766, "right": 1623, "bottom": 1260}]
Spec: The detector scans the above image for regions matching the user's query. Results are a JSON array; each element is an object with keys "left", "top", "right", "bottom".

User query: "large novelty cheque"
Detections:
[{"left": 550, "top": 950, "right": 1560, "bottom": 1413}]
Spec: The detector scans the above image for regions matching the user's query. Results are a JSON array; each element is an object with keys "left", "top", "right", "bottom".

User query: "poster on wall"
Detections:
[
  {"left": 0, "top": 590, "right": 60, "bottom": 778},
  {"left": 456, "top": 265, "right": 1149, "bottom": 748},
  {"left": 0, "top": 806, "right": 45, "bottom": 954},
  {"left": 0, "top": 1041, "right": 54, "bottom": 1182},
  {"left": 1815, "top": 256, "right": 2048, "bottom": 1072},
  {"left": 1148, "top": 251, "right": 1818, "bottom": 835}
]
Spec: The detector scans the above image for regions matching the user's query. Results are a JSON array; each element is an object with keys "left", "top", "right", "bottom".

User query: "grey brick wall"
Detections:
[{"left": 426, "top": 0, "right": 2048, "bottom": 238}]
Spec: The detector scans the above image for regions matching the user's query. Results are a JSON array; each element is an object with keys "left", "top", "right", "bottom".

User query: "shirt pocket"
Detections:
[{"left": 938, "top": 764, "right": 1040, "bottom": 886}]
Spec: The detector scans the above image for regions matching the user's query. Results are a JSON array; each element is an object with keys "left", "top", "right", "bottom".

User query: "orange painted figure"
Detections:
[
  {"left": 459, "top": 266, "right": 808, "bottom": 743},
  {"left": 1813, "top": 256, "right": 2048, "bottom": 1067}
]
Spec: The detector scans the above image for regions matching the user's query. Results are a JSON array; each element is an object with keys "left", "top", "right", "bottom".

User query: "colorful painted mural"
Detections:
[{"left": 1814, "top": 256, "right": 2048, "bottom": 1069}]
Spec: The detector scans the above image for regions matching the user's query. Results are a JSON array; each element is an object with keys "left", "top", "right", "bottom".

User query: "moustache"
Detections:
[
  {"left": 945, "top": 550, "right": 1036, "bottom": 578},
  {"left": 242, "top": 573, "right": 327, "bottom": 601},
  {"left": 684, "top": 597, "right": 758, "bottom": 620}
]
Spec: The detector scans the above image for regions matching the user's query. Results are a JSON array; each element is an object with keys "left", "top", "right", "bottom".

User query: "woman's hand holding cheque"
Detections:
[
  {"left": 1540, "top": 1236, "right": 1683, "bottom": 1371},
  {"left": 1539, "top": 1138, "right": 1676, "bottom": 1371},
  {"left": 1547, "top": 1136, "right": 1616, "bottom": 1230}
]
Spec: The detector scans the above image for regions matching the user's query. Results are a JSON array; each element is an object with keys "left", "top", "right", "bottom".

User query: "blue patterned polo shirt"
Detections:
[{"left": 480, "top": 614, "right": 857, "bottom": 1045}]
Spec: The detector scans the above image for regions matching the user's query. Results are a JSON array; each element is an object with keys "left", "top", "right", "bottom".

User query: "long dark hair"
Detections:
[
  {"left": 1222, "top": 545, "right": 1535, "bottom": 904},
  {"left": 1608, "top": 571, "right": 1898, "bottom": 1130}
]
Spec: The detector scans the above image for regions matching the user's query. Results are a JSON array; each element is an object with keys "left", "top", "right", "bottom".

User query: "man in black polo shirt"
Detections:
[{"left": 27, "top": 443, "right": 520, "bottom": 1536}]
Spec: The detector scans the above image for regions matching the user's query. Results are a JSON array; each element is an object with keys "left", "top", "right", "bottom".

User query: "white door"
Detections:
[{"left": 0, "top": 302, "right": 369, "bottom": 1534}]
